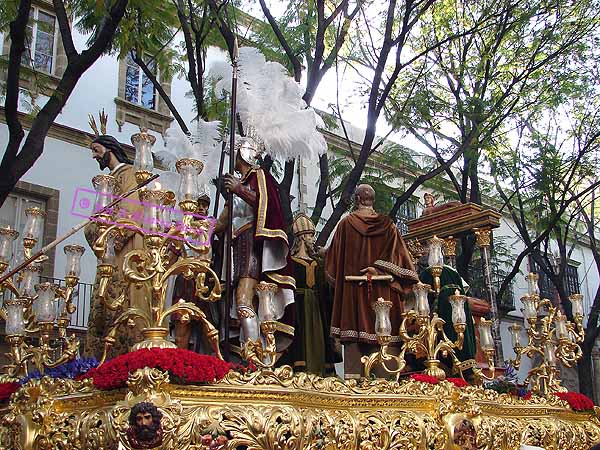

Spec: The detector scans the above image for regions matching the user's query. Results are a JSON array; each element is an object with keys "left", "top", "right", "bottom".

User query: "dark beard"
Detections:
[
  {"left": 97, "top": 151, "right": 111, "bottom": 170},
  {"left": 137, "top": 426, "right": 156, "bottom": 441}
]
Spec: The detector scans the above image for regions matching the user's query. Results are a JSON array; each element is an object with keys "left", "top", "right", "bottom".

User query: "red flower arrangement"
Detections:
[
  {"left": 446, "top": 377, "right": 469, "bottom": 388},
  {"left": 0, "top": 382, "right": 21, "bottom": 403},
  {"left": 84, "top": 348, "right": 233, "bottom": 390},
  {"left": 410, "top": 374, "right": 440, "bottom": 384},
  {"left": 554, "top": 392, "right": 595, "bottom": 412}
]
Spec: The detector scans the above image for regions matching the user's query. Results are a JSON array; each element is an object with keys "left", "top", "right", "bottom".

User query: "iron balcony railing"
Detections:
[{"left": 0, "top": 276, "right": 93, "bottom": 330}]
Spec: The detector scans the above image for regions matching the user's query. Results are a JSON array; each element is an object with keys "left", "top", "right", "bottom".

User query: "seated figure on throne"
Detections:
[
  {"left": 325, "top": 184, "right": 419, "bottom": 379},
  {"left": 214, "top": 134, "right": 295, "bottom": 356}
]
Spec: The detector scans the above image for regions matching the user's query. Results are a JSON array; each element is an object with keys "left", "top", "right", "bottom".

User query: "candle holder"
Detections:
[
  {"left": 241, "top": 282, "right": 279, "bottom": 369},
  {"left": 176, "top": 158, "right": 204, "bottom": 212},
  {"left": 507, "top": 273, "right": 585, "bottom": 395},
  {"left": 474, "top": 318, "right": 496, "bottom": 381},
  {"left": 132, "top": 130, "right": 156, "bottom": 185},
  {"left": 91, "top": 152, "right": 221, "bottom": 363},
  {"left": 22, "top": 207, "right": 46, "bottom": 258},
  {"left": 427, "top": 236, "right": 444, "bottom": 295},
  {"left": 362, "top": 284, "right": 473, "bottom": 381},
  {"left": 0, "top": 236, "right": 83, "bottom": 379}
]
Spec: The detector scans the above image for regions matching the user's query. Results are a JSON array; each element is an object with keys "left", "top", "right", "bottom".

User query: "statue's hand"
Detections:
[
  {"left": 223, "top": 174, "right": 241, "bottom": 194},
  {"left": 315, "top": 245, "right": 327, "bottom": 258},
  {"left": 360, "top": 266, "right": 380, "bottom": 276}
]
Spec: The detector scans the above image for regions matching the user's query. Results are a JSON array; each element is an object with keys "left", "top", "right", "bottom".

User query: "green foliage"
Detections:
[
  {"left": 387, "top": 0, "right": 599, "bottom": 204},
  {"left": 0, "top": 0, "right": 18, "bottom": 32},
  {"left": 240, "top": 0, "right": 356, "bottom": 80},
  {"left": 327, "top": 141, "right": 426, "bottom": 214},
  {"left": 72, "top": 0, "right": 179, "bottom": 69}
]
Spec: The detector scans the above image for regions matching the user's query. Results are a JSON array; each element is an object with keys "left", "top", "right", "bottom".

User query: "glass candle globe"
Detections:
[
  {"left": 139, "top": 190, "right": 166, "bottom": 234},
  {"left": 64, "top": 244, "right": 85, "bottom": 277},
  {"left": 176, "top": 158, "right": 204, "bottom": 202},
  {"left": 527, "top": 273, "right": 540, "bottom": 297},
  {"left": 0, "top": 226, "right": 19, "bottom": 265},
  {"left": 19, "top": 263, "right": 42, "bottom": 297},
  {"left": 508, "top": 324, "right": 522, "bottom": 348},
  {"left": 92, "top": 174, "right": 118, "bottom": 213},
  {"left": 569, "top": 293, "right": 584, "bottom": 318},
  {"left": 449, "top": 289, "right": 467, "bottom": 324},
  {"left": 5, "top": 298, "right": 27, "bottom": 336},
  {"left": 413, "top": 282, "right": 431, "bottom": 317},
  {"left": 162, "top": 191, "right": 176, "bottom": 226},
  {"left": 34, "top": 282, "right": 58, "bottom": 323},
  {"left": 256, "top": 281, "right": 278, "bottom": 322},
  {"left": 427, "top": 235, "right": 444, "bottom": 267},
  {"left": 131, "top": 131, "right": 156, "bottom": 173},
  {"left": 554, "top": 313, "right": 569, "bottom": 340},
  {"left": 101, "top": 231, "right": 117, "bottom": 265},
  {"left": 372, "top": 297, "right": 393, "bottom": 336},
  {"left": 22, "top": 207, "right": 46, "bottom": 241},
  {"left": 521, "top": 295, "right": 538, "bottom": 321},
  {"left": 478, "top": 319, "right": 494, "bottom": 351},
  {"left": 544, "top": 341, "right": 557, "bottom": 366}
]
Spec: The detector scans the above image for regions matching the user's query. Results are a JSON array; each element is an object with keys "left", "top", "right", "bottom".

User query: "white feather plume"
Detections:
[
  {"left": 156, "top": 118, "right": 223, "bottom": 201},
  {"left": 208, "top": 47, "right": 327, "bottom": 162}
]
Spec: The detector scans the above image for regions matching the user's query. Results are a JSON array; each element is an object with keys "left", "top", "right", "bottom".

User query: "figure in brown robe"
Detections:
[{"left": 325, "top": 184, "right": 418, "bottom": 379}]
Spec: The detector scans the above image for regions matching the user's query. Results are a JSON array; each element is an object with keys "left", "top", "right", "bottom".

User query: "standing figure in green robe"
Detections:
[
  {"left": 420, "top": 265, "right": 477, "bottom": 374},
  {"left": 289, "top": 213, "right": 340, "bottom": 376}
]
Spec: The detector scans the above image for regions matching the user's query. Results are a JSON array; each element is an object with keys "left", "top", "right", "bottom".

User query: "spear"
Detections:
[
  {"left": 222, "top": 37, "right": 239, "bottom": 360},
  {"left": 0, "top": 174, "right": 159, "bottom": 285}
]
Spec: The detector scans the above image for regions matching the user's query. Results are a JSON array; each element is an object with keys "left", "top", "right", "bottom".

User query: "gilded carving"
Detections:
[{"left": 1, "top": 368, "right": 600, "bottom": 450}]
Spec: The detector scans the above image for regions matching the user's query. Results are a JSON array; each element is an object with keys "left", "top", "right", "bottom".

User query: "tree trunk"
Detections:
[
  {"left": 311, "top": 154, "right": 330, "bottom": 226},
  {"left": 578, "top": 336, "right": 596, "bottom": 398}
]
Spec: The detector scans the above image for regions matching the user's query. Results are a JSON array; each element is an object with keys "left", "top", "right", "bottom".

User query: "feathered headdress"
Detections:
[{"left": 208, "top": 47, "right": 327, "bottom": 162}]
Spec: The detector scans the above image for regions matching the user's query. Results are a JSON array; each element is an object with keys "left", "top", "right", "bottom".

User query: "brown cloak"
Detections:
[{"left": 325, "top": 212, "right": 418, "bottom": 344}]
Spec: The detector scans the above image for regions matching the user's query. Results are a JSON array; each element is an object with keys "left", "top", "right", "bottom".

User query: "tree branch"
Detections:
[
  {"left": 52, "top": 0, "right": 78, "bottom": 61},
  {"left": 258, "top": 0, "right": 302, "bottom": 81},
  {"left": 132, "top": 52, "right": 189, "bottom": 134}
]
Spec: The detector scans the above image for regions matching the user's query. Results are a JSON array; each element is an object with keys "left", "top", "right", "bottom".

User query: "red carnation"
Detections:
[
  {"left": 446, "top": 377, "right": 469, "bottom": 388},
  {"left": 410, "top": 373, "right": 440, "bottom": 384},
  {"left": 554, "top": 392, "right": 595, "bottom": 411},
  {"left": 89, "top": 348, "right": 234, "bottom": 390}
]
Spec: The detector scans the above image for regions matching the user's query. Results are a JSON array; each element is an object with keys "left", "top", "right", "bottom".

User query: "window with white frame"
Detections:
[
  {"left": 23, "top": 7, "right": 57, "bottom": 75},
  {"left": 124, "top": 53, "right": 157, "bottom": 110}
]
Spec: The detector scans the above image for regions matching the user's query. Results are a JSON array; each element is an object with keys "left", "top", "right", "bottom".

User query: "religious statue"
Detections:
[
  {"left": 214, "top": 134, "right": 295, "bottom": 352},
  {"left": 127, "top": 402, "right": 164, "bottom": 449},
  {"left": 421, "top": 192, "right": 462, "bottom": 217},
  {"left": 172, "top": 193, "right": 218, "bottom": 351},
  {"left": 325, "top": 184, "right": 419, "bottom": 379},
  {"left": 289, "top": 213, "right": 340, "bottom": 376},
  {"left": 84, "top": 134, "right": 145, "bottom": 359}
]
